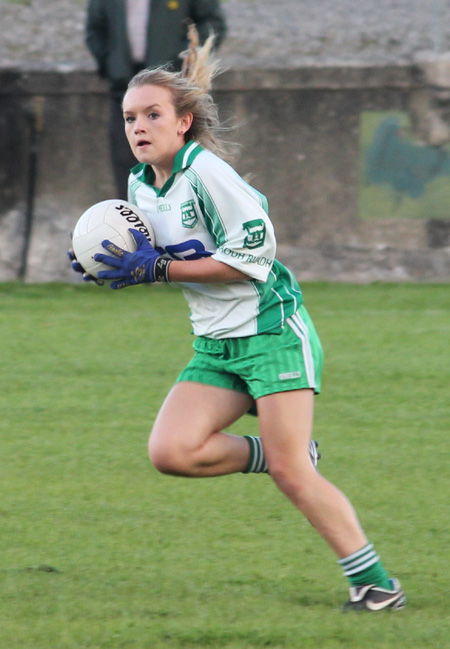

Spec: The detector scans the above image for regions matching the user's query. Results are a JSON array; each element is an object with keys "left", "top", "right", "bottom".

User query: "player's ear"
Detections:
[{"left": 178, "top": 112, "right": 193, "bottom": 136}]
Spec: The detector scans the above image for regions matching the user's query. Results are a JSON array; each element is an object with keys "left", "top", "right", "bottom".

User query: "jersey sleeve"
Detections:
[{"left": 187, "top": 154, "right": 276, "bottom": 282}]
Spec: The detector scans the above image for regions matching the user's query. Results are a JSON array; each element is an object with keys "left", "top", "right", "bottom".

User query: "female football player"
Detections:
[{"left": 71, "top": 28, "right": 405, "bottom": 611}]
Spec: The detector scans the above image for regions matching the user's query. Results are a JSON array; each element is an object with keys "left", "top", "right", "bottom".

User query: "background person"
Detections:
[{"left": 85, "top": 0, "right": 227, "bottom": 199}]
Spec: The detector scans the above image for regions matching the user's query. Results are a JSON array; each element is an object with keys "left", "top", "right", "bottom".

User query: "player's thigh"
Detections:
[
  {"left": 149, "top": 381, "right": 252, "bottom": 454},
  {"left": 256, "top": 388, "right": 315, "bottom": 471}
]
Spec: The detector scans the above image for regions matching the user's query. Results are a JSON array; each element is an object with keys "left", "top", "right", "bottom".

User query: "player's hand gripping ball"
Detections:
[
  {"left": 67, "top": 245, "right": 104, "bottom": 286},
  {"left": 69, "top": 199, "right": 156, "bottom": 283},
  {"left": 94, "top": 229, "right": 171, "bottom": 289}
]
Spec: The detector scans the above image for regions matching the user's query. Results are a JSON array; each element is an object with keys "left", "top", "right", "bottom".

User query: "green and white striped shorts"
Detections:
[{"left": 177, "top": 305, "right": 323, "bottom": 400}]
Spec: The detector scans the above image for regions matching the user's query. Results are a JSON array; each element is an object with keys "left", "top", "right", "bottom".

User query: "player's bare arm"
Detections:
[{"left": 167, "top": 257, "right": 249, "bottom": 283}]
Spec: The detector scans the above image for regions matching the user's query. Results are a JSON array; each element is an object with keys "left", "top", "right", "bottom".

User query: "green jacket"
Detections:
[{"left": 86, "top": 0, "right": 227, "bottom": 99}]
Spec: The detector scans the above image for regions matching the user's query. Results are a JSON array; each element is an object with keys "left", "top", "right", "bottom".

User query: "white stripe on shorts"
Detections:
[{"left": 286, "top": 311, "right": 316, "bottom": 388}]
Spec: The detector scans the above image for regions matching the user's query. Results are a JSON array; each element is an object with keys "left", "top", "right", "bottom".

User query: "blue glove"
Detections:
[
  {"left": 67, "top": 237, "right": 104, "bottom": 286},
  {"left": 95, "top": 229, "right": 171, "bottom": 289}
]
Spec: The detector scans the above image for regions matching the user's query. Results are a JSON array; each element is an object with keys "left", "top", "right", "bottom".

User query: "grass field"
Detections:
[{"left": 1, "top": 281, "right": 449, "bottom": 649}]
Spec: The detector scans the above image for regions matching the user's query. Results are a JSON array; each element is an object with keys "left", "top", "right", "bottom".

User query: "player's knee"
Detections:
[
  {"left": 269, "top": 460, "right": 316, "bottom": 504},
  {"left": 148, "top": 436, "right": 188, "bottom": 475},
  {"left": 148, "top": 437, "right": 172, "bottom": 474}
]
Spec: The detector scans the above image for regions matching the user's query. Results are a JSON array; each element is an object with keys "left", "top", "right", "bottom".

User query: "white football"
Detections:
[{"left": 72, "top": 200, "right": 155, "bottom": 278}]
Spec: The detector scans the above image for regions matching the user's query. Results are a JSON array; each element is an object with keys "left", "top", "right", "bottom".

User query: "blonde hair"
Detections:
[{"left": 126, "top": 24, "right": 235, "bottom": 161}]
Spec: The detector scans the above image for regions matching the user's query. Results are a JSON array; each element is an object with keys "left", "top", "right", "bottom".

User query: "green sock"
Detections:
[
  {"left": 338, "top": 543, "right": 393, "bottom": 590},
  {"left": 242, "top": 436, "right": 269, "bottom": 473}
]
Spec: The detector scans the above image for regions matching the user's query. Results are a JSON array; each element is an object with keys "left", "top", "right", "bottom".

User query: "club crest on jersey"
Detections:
[
  {"left": 243, "top": 219, "right": 266, "bottom": 249},
  {"left": 180, "top": 200, "right": 198, "bottom": 229}
]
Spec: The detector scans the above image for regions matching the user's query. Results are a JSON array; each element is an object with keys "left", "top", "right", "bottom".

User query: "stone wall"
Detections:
[{"left": 1, "top": 65, "right": 450, "bottom": 283}]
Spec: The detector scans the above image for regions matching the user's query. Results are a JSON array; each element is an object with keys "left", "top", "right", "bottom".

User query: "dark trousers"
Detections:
[{"left": 108, "top": 96, "right": 139, "bottom": 200}]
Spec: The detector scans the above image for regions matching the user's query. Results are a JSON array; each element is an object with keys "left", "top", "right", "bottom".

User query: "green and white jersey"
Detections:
[{"left": 128, "top": 141, "right": 303, "bottom": 339}]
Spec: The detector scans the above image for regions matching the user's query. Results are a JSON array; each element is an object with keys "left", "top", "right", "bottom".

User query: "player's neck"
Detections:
[{"left": 151, "top": 164, "right": 171, "bottom": 189}]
